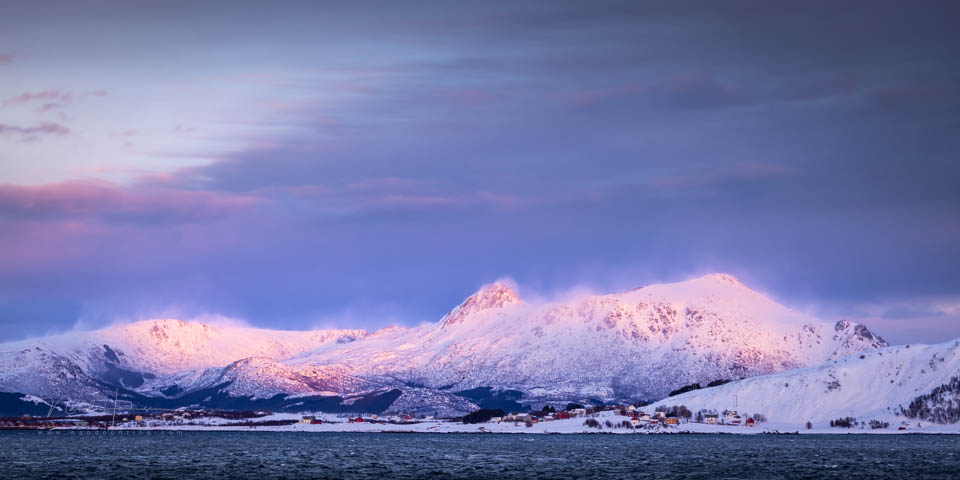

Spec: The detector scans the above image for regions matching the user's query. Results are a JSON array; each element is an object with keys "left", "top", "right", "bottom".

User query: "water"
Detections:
[{"left": 2, "top": 431, "right": 960, "bottom": 479}]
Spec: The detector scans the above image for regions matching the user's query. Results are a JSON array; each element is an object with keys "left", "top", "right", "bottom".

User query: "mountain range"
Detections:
[{"left": 0, "top": 274, "right": 890, "bottom": 417}]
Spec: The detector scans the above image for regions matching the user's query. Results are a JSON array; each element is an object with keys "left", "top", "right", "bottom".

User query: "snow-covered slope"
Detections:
[
  {"left": 0, "top": 320, "right": 367, "bottom": 406},
  {"left": 289, "top": 274, "right": 886, "bottom": 401},
  {"left": 96, "top": 319, "right": 369, "bottom": 374},
  {"left": 0, "top": 274, "right": 889, "bottom": 413},
  {"left": 648, "top": 338, "right": 960, "bottom": 426}
]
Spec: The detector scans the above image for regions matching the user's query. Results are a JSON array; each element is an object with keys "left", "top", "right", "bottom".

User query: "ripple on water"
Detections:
[{"left": 1, "top": 432, "right": 959, "bottom": 479}]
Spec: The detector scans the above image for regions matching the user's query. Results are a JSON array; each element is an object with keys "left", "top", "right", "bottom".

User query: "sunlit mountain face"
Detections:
[{"left": 0, "top": 275, "right": 886, "bottom": 415}]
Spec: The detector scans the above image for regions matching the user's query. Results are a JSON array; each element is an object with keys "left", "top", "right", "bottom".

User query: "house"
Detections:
[
  {"left": 349, "top": 417, "right": 364, "bottom": 423},
  {"left": 730, "top": 416, "right": 742, "bottom": 426},
  {"left": 134, "top": 415, "right": 143, "bottom": 422},
  {"left": 556, "top": 411, "right": 571, "bottom": 420},
  {"left": 401, "top": 414, "right": 413, "bottom": 422},
  {"left": 745, "top": 417, "right": 756, "bottom": 427},
  {"left": 571, "top": 408, "right": 587, "bottom": 417},
  {"left": 722, "top": 410, "right": 738, "bottom": 424},
  {"left": 638, "top": 413, "right": 651, "bottom": 421},
  {"left": 704, "top": 413, "right": 719, "bottom": 425},
  {"left": 489, "top": 417, "right": 502, "bottom": 423},
  {"left": 627, "top": 405, "right": 637, "bottom": 413},
  {"left": 653, "top": 411, "right": 666, "bottom": 419},
  {"left": 665, "top": 417, "right": 680, "bottom": 425},
  {"left": 630, "top": 417, "right": 641, "bottom": 426},
  {"left": 300, "top": 415, "right": 317, "bottom": 424}
]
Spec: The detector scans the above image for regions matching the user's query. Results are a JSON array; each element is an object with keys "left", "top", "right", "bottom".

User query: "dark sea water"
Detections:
[{"left": 2, "top": 431, "right": 960, "bottom": 479}]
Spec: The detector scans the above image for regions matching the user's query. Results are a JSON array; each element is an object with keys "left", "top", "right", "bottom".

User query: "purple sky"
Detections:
[{"left": 1, "top": 1, "right": 959, "bottom": 344}]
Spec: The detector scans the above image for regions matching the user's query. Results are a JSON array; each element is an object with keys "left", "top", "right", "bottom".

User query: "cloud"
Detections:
[
  {"left": 645, "top": 162, "right": 804, "bottom": 192},
  {"left": 570, "top": 74, "right": 751, "bottom": 110},
  {"left": 0, "top": 122, "right": 70, "bottom": 136},
  {"left": 0, "top": 179, "right": 262, "bottom": 224},
  {"left": 0, "top": 54, "right": 12, "bottom": 64},
  {"left": 2, "top": 90, "right": 72, "bottom": 106},
  {"left": 1, "top": 0, "right": 959, "bottom": 343},
  {"left": 2, "top": 89, "right": 108, "bottom": 112}
]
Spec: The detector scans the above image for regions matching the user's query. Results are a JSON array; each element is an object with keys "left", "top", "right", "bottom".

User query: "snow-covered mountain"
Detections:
[
  {"left": 0, "top": 274, "right": 889, "bottom": 414},
  {"left": 0, "top": 320, "right": 367, "bottom": 407},
  {"left": 289, "top": 274, "right": 887, "bottom": 401},
  {"left": 648, "top": 337, "right": 960, "bottom": 427}
]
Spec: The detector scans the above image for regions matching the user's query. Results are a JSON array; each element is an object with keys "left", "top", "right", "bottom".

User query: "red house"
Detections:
[{"left": 745, "top": 418, "right": 756, "bottom": 427}]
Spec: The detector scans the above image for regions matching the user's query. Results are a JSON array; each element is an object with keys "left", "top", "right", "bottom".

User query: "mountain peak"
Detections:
[
  {"left": 696, "top": 273, "right": 745, "bottom": 286},
  {"left": 440, "top": 281, "right": 521, "bottom": 327},
  {"left": 115, "top": 318, "right": 217, "bottom": 340}
]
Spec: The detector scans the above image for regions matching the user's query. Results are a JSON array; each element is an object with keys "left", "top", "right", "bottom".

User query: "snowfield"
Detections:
[{"left": 649, "top": 338, "right": 960, "bottom": 427}]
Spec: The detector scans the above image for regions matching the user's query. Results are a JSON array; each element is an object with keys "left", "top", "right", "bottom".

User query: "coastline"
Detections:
[{"left": 34, "top": 412, "right": 960, "bottom": 435}]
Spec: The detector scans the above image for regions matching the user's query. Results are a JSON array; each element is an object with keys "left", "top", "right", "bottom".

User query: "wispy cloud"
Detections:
[
  {"left": 645, "top": 162, "right": 804, "bottom": 191},
  {"left": 2, "top": 90, "right": 71, "bottom": 106},
  {"left": 0, "top": 122, "right": 70, "bottom": 137},
  {"left": 0, "top": 54, "right": 12, "bottom": 65},
  {"left": 0, "top": 179, "right": 262, "bottom": 224}
]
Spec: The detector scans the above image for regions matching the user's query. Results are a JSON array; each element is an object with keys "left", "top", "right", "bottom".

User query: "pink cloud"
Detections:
[
  {"left": 37, "top": 102, "right": 64, "bottom": 112},
  {"left": 0, "top": 180, "right": 262, "bottom": 224},
  {"left": 0, "top": 54, "right": 12, "bottom": 65},
  {"left": 3, "top": 90, "right": 71, "bottom": 106},
  {"left": 0, "top": 122, "right": 70, "bottom": 136},
  {"left": 87, "top": 90, "right": 108, "bottom": 97}
]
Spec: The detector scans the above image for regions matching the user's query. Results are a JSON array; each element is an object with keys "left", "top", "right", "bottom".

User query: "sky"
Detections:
[{"left": 1, "top": 1, "right": 959, "bottom": 344}]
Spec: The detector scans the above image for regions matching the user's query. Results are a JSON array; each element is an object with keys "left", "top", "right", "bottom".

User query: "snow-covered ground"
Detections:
[
  {"left": 647, "top": 338, "right": 960, "bottom": 427},
  {"left": 95, "top": 409, "right": 960, "bottom": 434}
]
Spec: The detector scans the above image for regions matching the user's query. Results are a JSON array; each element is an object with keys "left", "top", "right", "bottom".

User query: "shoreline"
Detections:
[
  {"left": 28, "top": 420, "right": 960, "bottom": 435},
  {"left": 22, "top": 428, "right": 960, "bottom": 435}
]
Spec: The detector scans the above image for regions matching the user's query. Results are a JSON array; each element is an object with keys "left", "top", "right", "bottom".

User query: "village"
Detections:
[
  {"left": 0, "top": 403, "right": 765, "bottom": 433},
  {"left": 460, "top": 404, "right": 764, "bottom": 431}
]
